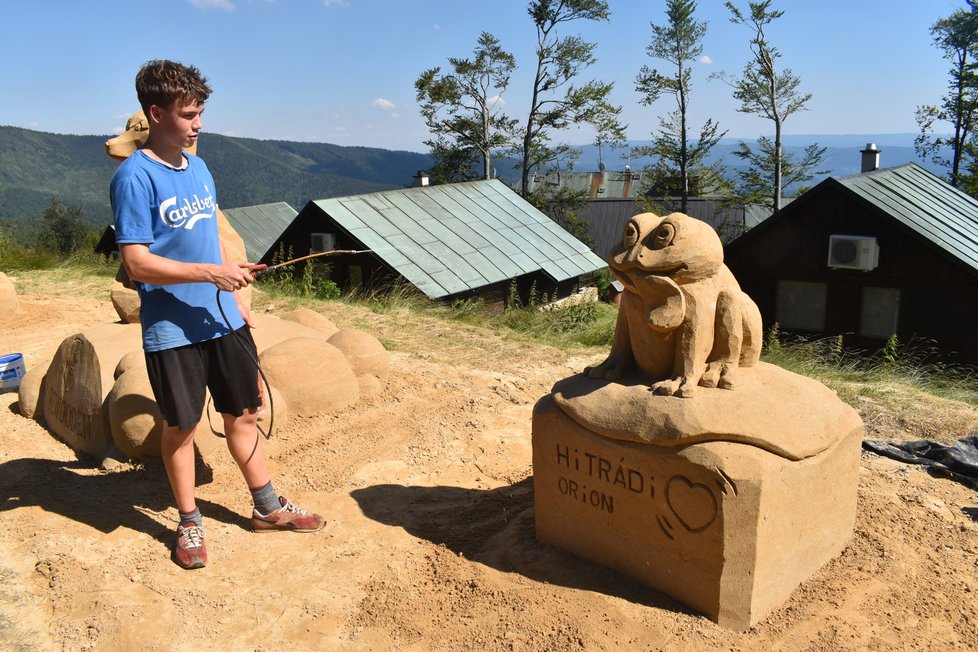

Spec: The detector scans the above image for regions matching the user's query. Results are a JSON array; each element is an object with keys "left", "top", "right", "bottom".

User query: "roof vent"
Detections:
[{"left": 828, "top": 235, "right": 879, "bottom": 271}]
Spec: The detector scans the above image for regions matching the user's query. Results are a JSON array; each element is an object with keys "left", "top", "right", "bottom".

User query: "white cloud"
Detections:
[
  {"left": 324, "top": 0, "right": 349, "bottom": 7},
  {"left": 488, "top": 95, "right": 506, "bottom": 108},
  {"left": 698, "top": 55, "right": 713, "bottom": 65},
  {"left": 187, "top": 0, "right": 237, "bottom": 10},
  {"left": 372, "top": 98, "right": 397, "bottom": 111}
]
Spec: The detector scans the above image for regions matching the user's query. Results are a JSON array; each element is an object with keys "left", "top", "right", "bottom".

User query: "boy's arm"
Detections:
[
  {"left": 119, "top": 242, "right": 255, "bottom": 292},
  {"left": 219, "top": 239, "right": 257, "bottom": 328}
]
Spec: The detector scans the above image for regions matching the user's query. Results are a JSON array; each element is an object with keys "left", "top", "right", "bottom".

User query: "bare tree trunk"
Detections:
[
  {"left": 774, "top": 118, "right": 783, "bottom": 211},
  {"left": 678, "top": 58, "right": 689, "bottom": 214}
]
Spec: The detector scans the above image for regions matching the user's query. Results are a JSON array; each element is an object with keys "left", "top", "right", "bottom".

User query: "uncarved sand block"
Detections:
[
  {"left": 328, "top": 328, "right": 388, "bottom": 382},
  {"left": 259, "top": 337, "right": 358, "bottom": 417},
  {"left": 357, "top": 373, "right": 384, "bottom": 401},
  {"left": 113, "top": 350, "right": 145, "bottom": 379},
  {"left": 281, "top": 308, "right": 339, "bottom": 338},
  {"left": 111, "top": 281, "right": 141, "bottom": 323},
  {"left": 260, "top": 383, "right": 289, "bottom": 430},
  {"left": 17, "top": 359, "right": 50, "bottom": 419},
  {"left": 248, "top": 313, "right": 330, "bottom": 351},
  {"left": 107, "top": 369, "right": 163, "bottom": 459}
]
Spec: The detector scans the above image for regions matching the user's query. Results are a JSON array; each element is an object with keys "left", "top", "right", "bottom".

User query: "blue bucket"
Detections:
[{"left": 0, "top": 353, "right": 27, "bottom": 393}]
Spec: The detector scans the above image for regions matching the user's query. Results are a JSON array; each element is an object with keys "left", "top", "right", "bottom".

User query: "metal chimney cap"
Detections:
[{"left": 861, "top": 142, "right": 878, "bottom": 152}]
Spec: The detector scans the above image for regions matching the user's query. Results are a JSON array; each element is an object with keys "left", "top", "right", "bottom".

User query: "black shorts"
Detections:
[{"left": 145, "top": 326, "right": 261, "bottom": 431}]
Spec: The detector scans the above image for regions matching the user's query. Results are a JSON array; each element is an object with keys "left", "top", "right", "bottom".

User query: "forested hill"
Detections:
[{"left": 0, "top": 125, "right": 432, "bottom": 236}]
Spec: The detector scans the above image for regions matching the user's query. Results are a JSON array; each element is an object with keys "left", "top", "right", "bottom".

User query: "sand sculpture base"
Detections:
[{"left": 532, "top": 363, "right": 863, "bottom": 631}]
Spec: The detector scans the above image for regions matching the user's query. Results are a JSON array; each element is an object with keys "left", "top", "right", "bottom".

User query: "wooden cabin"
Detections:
[
  {"left": 724, "top": 162, "right": 978, "bottom": 365},
  {"left": 266, "top": 179, "right": 607, "bottom": 304}
]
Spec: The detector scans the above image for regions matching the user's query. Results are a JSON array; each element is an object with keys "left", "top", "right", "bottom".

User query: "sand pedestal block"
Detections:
[{"left": 532, "top": 363, "right": 863, "bottom": 631}]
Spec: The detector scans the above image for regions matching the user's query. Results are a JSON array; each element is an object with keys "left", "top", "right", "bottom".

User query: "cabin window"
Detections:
[
  {"left": 859, "top": 287, "right": 900, "bottom": 340},
  {"left": 310, "top": 233, "right": 335, "bottom": 253},
  {"left": 775, "top": 280, "right": 826, "bottom": 331}
]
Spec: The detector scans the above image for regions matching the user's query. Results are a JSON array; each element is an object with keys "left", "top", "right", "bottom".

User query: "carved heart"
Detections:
[{"left": 666, "top": 475, "right": 718, "bottom": 532}]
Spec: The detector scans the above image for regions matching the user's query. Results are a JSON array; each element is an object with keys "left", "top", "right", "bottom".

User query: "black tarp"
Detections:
[{"left": 862, "top": 436, "right": 978, "bottom": 491}]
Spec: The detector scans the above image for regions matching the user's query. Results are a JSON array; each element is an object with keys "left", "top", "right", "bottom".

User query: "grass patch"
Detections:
[{"left": 762, "top": 325, "right": 978, "bottom": 407}]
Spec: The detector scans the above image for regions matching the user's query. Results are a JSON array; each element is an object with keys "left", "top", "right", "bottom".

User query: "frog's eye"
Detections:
[
  {"left": 649, "top": 222, "right": 676, "bottom": 250},
  {"left": 623, "top": 221, "right": 639, "bottom": 248}
]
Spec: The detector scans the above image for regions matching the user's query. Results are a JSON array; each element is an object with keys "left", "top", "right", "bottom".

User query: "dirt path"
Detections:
[{"left": 0, "top": 282, "right": 976, "bottom": 651}]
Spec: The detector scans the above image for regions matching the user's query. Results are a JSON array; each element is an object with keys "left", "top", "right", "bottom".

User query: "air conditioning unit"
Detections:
[
  {"left": 310, "top": 232, "right": 336, "bottom": 253},
  {"left": 827, "top": 235, "right": 879, "bottom": 271}
]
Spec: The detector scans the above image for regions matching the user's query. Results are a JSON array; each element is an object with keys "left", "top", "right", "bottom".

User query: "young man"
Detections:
[{"left": 110, "top": 60, "right": 324, "bottom": 570}]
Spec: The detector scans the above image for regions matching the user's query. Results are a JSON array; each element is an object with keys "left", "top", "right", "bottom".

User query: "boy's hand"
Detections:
[{"left": 211, "top": 262, "right": 256, "bottom": 291}]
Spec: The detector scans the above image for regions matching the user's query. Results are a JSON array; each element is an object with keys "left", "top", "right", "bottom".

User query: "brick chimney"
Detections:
[{"left": 860, "top": 143, "right": 880, "bottom": 173}]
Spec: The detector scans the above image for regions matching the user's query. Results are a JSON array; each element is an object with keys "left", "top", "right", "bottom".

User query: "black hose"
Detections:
[
  {"left": 210, "top": 248, "right": 370, "bottom": 440},
  {"left": 215, "top": 289, "right": 274, "bottom": 440}
]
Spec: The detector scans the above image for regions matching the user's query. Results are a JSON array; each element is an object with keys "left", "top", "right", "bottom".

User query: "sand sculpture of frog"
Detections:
[{"left": 586, "top": 212, "right": 762, "bottom": 397}]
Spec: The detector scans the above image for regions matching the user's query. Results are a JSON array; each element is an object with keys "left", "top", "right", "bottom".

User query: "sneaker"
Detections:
[
  {"left": 174, "top": 523, "right": 207, "bottom": 569},
  {"left": 251, "top": 497, "right": 325, "bottom": 533}
]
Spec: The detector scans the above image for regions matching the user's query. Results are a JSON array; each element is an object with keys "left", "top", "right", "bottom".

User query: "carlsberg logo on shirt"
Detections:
[{"left": 159, "top": 185, "right": 215, "bottom": 230}]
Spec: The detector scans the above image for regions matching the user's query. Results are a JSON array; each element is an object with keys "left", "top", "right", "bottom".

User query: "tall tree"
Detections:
[
  {"left": 633, "top": 0, "right": 725, "bottom": 213},
  {"left": 415, "top": 32, "right": 518, "bottom": 183},
  {"left": 915, "top": 1, "right": 978, "bottom": 190},
  {"left": 731, "top": 136, "right": 826, "bottom": 205},
  {"left": 519, "top": 0, "right": 626, "bottom": 196},
  {"left": 719, "top": 0, "right": 820, "bottom": 211},
  {"left": 34, "top": 196, "right": 90, "bottom": 256}
]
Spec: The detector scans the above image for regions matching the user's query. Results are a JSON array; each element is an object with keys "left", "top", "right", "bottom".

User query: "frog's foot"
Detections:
[
  {"left": 585, "top": 356, "right": 628, "bottom": 381},
  {"left": 700, "top": 364, "right": 721, "bottom": 388},
  {"left": 651, "top": 377, "right": 684, "bottom": 396},
  {"left": 718, "top": 363, "right": 738, "bottom": 390}
]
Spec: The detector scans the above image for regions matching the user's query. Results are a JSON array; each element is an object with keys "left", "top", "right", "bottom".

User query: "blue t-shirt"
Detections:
[{"left": 110, "top": 150, "right": 244, "bottom": 352}]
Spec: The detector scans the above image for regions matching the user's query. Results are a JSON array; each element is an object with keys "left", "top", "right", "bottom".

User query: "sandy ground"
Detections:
[{"left": 0, "top": 279, "right": 976, "bottom": 651}]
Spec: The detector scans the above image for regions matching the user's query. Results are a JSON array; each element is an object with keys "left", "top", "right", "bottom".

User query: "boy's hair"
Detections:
[{"left": 135, "top": 60, "right": 212, "bottom": 114}]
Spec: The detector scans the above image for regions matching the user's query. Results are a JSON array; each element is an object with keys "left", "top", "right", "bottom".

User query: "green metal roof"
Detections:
[
  {"left": 310, "top": 179, "right": 607, "bottom": 299},
  {"left": 222, "top": 202, "right": 298, "bottom": 263},
  {"left": 834, "top": 163, "right": 978, "bottom": 274}
]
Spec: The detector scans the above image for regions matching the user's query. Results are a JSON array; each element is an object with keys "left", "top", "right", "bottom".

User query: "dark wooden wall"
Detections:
[{"left": 725, "top": 182, "right": 978, "bottom": 365}]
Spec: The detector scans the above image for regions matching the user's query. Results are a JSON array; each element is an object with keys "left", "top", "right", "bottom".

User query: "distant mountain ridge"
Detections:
[
  {"left": 575, "top": 133, "right": 946, "bottom": 191},
  {"left": 0, "top": 125, "right": 432, "bottom": 238},
  {"left": 0, "top": 126, "right": 951, "bottom": 247}
]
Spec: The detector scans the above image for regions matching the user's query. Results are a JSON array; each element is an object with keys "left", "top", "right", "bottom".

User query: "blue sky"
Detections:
[{"left": 1, "top": 0, "right": 966, "bottom": 152}]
